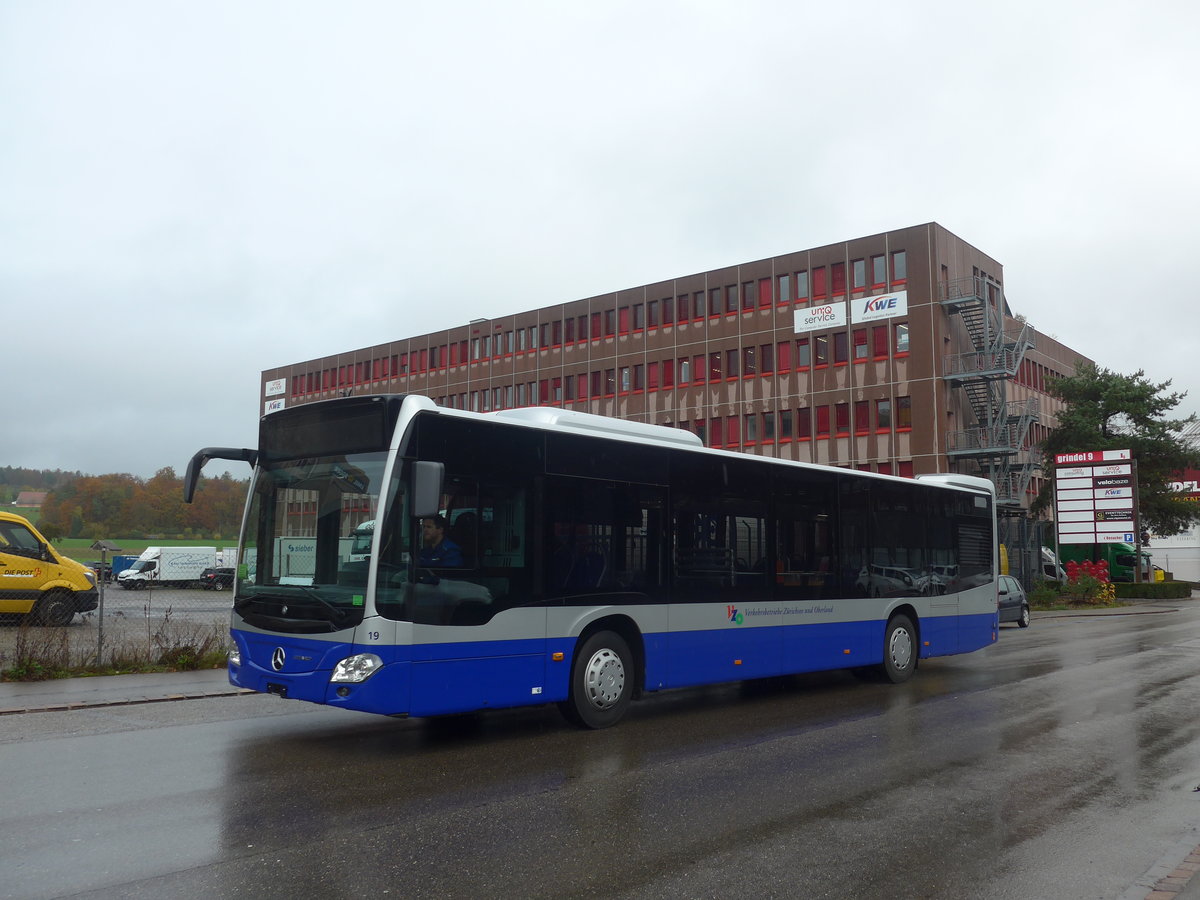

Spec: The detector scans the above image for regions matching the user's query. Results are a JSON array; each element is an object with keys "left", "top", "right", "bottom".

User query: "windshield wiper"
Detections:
[
  {"left": 292, "top": 584, "right": 352, "bottom": 627},
  {"left": 237, "top": 587, "right": 352, "bottom": 627}
]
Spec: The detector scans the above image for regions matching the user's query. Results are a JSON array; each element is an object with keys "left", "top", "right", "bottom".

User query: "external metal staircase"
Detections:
[{"left": 940, "top": 276, "right": 1039, "bottom": 510}]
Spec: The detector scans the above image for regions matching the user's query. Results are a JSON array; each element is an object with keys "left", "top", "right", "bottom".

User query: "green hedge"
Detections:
[{"left": 1114, "top": 582, "right": 1194, "bottom": 600}]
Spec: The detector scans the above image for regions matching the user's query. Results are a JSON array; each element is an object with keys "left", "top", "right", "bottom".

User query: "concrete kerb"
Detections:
[{"left": 0, "top": 668, "right": 249, "bottom": 716}]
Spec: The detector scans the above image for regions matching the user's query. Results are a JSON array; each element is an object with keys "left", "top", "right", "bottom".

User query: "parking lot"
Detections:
[{"left": 0, "top": 584, "right": 232, "bottom": 669}]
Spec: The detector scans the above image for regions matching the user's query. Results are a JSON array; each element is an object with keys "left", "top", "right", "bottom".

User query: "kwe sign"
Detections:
[{"left": 1054, "top": 449, "right": 1137, "bottom": 545}]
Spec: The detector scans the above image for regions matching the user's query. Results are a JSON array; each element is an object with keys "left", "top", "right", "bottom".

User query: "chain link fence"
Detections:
[{"left": 0, "top": 580, "right": 231, "bottom": 673}]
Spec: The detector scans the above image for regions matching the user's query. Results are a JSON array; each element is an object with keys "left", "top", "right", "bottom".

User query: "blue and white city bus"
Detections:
[{"left": 185, "top": 394, "right": 998, "bottom": 728}]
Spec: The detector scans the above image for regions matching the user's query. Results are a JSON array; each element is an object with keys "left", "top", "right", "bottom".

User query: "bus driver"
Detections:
[{"left": 420, "top": 515, "right": 463, "bottom": 567}]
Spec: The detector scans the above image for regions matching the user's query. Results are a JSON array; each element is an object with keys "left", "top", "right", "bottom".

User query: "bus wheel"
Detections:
[
  {"left": 880, "top": 614, "right": 917, "bottom": 683},
  {"left": 562, "top": 631, "right": 633, "bottom": 729},
  {"left": 35, "top": 590, "right": 75, "bottom": 627}
]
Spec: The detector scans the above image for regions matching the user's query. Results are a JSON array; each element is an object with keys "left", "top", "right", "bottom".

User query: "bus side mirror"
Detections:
[{"left": 412, "top": 461, "right": 444, "bottom": 519}]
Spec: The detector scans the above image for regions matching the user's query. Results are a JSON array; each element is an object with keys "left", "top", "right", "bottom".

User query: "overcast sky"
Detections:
[{"left": 2, "top": 0, "right": 1197, "bottom": 480}]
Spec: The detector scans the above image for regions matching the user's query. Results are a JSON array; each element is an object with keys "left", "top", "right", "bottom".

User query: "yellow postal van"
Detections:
[{"left": 0, "top": 511, "right": 98, "bottom": 625}]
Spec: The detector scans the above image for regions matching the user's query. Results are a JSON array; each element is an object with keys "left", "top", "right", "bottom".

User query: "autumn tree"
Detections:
[{"left": 1035, "top": 363, "right": 1200, "bottom": 536}]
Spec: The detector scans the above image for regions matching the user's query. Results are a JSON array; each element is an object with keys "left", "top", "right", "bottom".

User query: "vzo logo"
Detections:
[{"left": 727, "top": 605, "right": 744, "bottom": 625}]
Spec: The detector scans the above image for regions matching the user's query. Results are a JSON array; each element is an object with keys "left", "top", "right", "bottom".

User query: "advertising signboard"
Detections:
[{"left": 1054, "top": 450, "right": 1137, "bottom": 545}]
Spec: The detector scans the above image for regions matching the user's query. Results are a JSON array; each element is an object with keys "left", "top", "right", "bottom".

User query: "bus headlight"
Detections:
[
  {"left": 331, "top": 653, "right": 383, "bottom": 683},
  {"left": 228, "top": 645, "right": 241, "bottom": 667}
]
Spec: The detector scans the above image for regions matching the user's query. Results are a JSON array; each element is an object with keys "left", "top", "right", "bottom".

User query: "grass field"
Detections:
[{"left": 55, "top": 537, "right": 238, "bottom": 560}]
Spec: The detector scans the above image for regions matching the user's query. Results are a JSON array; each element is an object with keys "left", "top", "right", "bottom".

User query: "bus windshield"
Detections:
[{"left": 236, "top": 451, "right": 399, "bottom": 633}]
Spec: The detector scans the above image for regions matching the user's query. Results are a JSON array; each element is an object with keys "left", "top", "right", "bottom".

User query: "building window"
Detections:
[
  {"left": 812, "top": 267, "right": 827, "bottom": 299},
  {"left": 632, "top": 304, "right": 645, "bottom": 330},
  {"left": 619, "top": 367, "right": 630, "bottom": 393},
  {"left": 709, "top": 352, "right": 722, "bottom": 382},
  {"left": 778, "top": 273, "right": 792, "bottom": 304},
  {"left": 895, "top": 323, "right": 910, "bottom": 355},
  {"left": 853, "top": 328, "right": 868, "bottom": 360},
  {"left": 618, "top": 307, "right": 630, "bottom": 334},
  {"left": 648, "top": 361, "right": 659, "bottom": 390},
  {"left": 759, "top": 344, "right": 774, "bottom": 375},
  {"left": 744, "top": 413, "right": 758, "bottom": 444},
  {"left": 726, "top": 415, "right": 740, "bottom": 447},
  {"left": 795, "top": 270, "right": 809, "bottom": 301},
  {"left": 589, "top": 371, "right": 601, "bottom": 398},
  {"left": 605, "top": 369, "right": 616, "bottom": 396},
  {"left": 742, "top": 346, "right": 756, "bottom": 377},
  {"left": 831, "top": 262, "right": 845, "bottom": 296},
  {"left": 814, "top": 334, "right": 829, "bottom": 366},
  {"left": 776, "top": 340, "right": 792, "bottom": 371},
  {"left": 679, "top": 357, "right": 690, "bottom": 382},
  {"left": 872, "top": 325, "right": 889, "bottom": 358},
  {"left": 604, "top": 310, "right": 616, "bottom": 336},
  {"left": 726, "top": 285, "right": 739, "bottom": 314},
  {"left": 647, "top": 300, "right": 658, "bottom": 328},
  {"left": 797, "top": 408, "right": 811, "bottom": 440},
  {"left": 797, "top": 338, "right": 811, "bottom": 369},
  {"left": 694, "top": 421, "right": 706, "bottom": 445},
  {"left": 663, "top": 358, "right": 675, "bottom": 387},
  {"left": 762, "top": 412, "right": 775, "bottom": 443},
  {"left": 896, "top": 395, "right": 912, "bottom": 430},
  {"left": 871, "top": 255, "right": 886, "bottom": 287},
  {"left": 833, "top": 332, "right": 849, "bottom": 365},
  {"left": 835, "top": 403, "right": 849, "bottom": 436},
  {"left": 633, "top": 364, "right": 644, "bottom": 391},
  {"left": 742, "top": 281, "right": 755, "bottom": 311},
  {"left": 539, "top": 324, "right": 550, "bottom": 348},
  {"left": 591, "top": 312, "right": 601, "bottom": 340},
  {"left": 552, "top": 320, "right": 563, "bottom": 346},
  {"left": 779, "top": 409, "right": 793, "bottom": 440},
  {"left": 726, "top": 349, "right": 739, "bottom": 379},
  {"left": 877, "top": 462, "right": 892, "bottom": 476},
  {"left": 891, "top": 250, "right": 907, "bottom": 283},
  {"left": 816, "top": 406, "right": 831, "bottom": 438},
  {"left": 852, "top": 259, "right": 866, "bottom": 291},
  {"left": 898, "top": 460, "right": 914, "bottom": 478},
  {"left": 710, "top": 288, "right": 722, "bottom": 316},
  {"left": 693, "top": 355, "right": 705, "bottom": 383},
  {"left": 758, "top": 277, "right": 772, "bottom": 307},
  {"left": 663, "top": 297, "right": 675, "bottom": 324},
  {"left": 855, "top": 400, "right": 869, "bottom": 434},
  {"left": 876, "top": 399, "right": 892, "bottom": 431}
]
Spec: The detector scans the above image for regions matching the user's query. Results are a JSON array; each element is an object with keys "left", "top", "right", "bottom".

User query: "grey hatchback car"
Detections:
[{"left": 998, "top": 575, "right": 1030, "bottom": 627}]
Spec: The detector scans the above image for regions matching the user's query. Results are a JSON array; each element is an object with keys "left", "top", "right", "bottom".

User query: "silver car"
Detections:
[{"left": 998, "top": 575, "right": 1030, "bottom": 627}]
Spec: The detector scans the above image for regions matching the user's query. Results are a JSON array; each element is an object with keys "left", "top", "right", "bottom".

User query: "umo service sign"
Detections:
[
  {"left": 265, "top": 378, "right": 287, "bottom": 397},
  {"left": 851, "top": 290, "right": 908, "bottom": 324},
  {"left": 794, "top": 302, "right": 846, "bottom": 333}
]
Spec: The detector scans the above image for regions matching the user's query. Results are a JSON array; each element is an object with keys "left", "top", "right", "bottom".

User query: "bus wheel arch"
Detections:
[
  {"left": 880, "top": 608, "right": 919, "bottom": 683},
  {"left": 560, "top": 616, "right": 643, "bottom": 729}
]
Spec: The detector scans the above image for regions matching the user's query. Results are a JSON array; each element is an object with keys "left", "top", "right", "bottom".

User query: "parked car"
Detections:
[
  {"left": 85, "top": 560, "right": 113, "bottom": 582},
  {"left": 198, "top": 566, "right": 235, "bottom": 591},
  {"left": 998, "top": 574, "right": 1030, "bottom": 627}
]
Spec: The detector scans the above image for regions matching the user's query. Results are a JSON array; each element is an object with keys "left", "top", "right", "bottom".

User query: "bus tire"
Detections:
[
  {"left": 35, "top": 590, "right": 76, "bottom": 627},
  {"left": 561, "top": 631, "right": 633, "bottom": 729},
  {"left": 880, "top": 613, "right": 917, "bottom": 683}
]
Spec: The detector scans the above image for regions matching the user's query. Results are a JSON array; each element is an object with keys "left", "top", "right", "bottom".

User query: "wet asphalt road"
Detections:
[{"left": 2, "top": 601, "right": 1200, "bottom": 900}]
